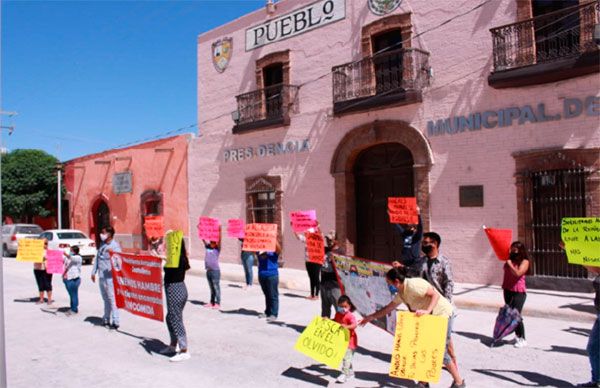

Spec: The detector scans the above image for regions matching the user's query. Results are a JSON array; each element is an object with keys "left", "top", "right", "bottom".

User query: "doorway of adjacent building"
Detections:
[
  {"left": 354, "top": 143, "right": 414, "bottom": 261},
  {"left": 92, "top": 199, "right": 110, "bottom": 247},
  {"left": 532, "top": 0, "right": 580, "bottom": 63},
  {"left": 140, "top": 191, "right": 162, "bottom": 250},
  {"left": 371, "top": 29, "right": 403, "bottom": 95},
  {"left": 262, "top": 63, "right": 284, "bottom": 119}
]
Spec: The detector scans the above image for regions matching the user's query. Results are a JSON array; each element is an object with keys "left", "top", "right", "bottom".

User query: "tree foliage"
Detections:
[{"left": 1, "top": 149, "right": 59, "bottom": 222}]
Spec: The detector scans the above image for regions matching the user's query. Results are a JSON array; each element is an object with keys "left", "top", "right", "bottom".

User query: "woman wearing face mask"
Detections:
[
  {"left": 502, "top": 241, "right": 530, "bottom": 348},
  {"left": 91, "top": 226, "right": 122, "bottom": 329}
]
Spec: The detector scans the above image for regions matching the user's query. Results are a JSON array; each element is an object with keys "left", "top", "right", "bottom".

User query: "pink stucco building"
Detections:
[
  {"left": 64, "top": 134, "right": 192, "bottom": 251},
  {"left": 190, "top": 0, "right": 600, "bottom": 290}
]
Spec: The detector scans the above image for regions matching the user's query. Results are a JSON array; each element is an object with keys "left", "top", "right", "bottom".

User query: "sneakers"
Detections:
[
  {"left": 450, "top": 379, "right": 466, "bottom": 388},
  {"left": 102, "top": 320, "right": 110, "bottom": 328},
  {"left": 336, "top": 374, "right": 348, "bottom": 383},
  {"left": 211, "top": 304, "right": 221, "bottom": 310},
  {"left": 159, "top": 346, "right": 176, "bottom": 355},
  {"left": 514, "top": 338, "right": 527, "bottom": 348},
  {"left": 258, "top": 313, "right": 267, "bottom": 319},
  {"left": 110, "top": 323, "right": 120, "bottom": 330},
  {"left": 204, "top": 303, "right": 214, "bottom": 309},
  {"left": 35, "top": 300, "right": 44, "bottom": 305},
  {"left": 266, "top": 316, "right": 278, "bottom": 322},
  {"left": 170, "top": 352, "right": 191, "bottom": 362}
]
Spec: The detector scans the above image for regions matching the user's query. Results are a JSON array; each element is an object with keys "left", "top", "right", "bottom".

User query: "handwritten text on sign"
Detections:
[
  {"left": 197, "top": 217, "right": 220, "bottom": 241},
  {"left": 227, "top": 219, "right": 246, "bottom": 238},
  {"left": 389, "top": 312, "right": 448, "bottom": 383},
  {"left": 388, "top": 197, "right": 419, "bottom": 224},
  {"left": 290, "top": 210, "right": 318, "bottom": 233},
  {"left": 561, "top": 217, "right": 600, "bottom": 267},
  {"left": 305, "top": 232, "right": 325, "bottom": 264},
  {"left": 111, "top": 252, "right": 164, "bottom": 322},
  {"left": 144, "top": 216, "right": 165, "bottom": 239},
  {"left": 16, "top": 239, "right": 45, "bottom": 263},
  {"left": 242, "top": 223, "right": 278, "bottom": 252},
  {"left": 165, "top": 230, "right": 183, "bottom": 268},
  {"left": 45, "top": 250, "right": 64, "bottom": 274},
  {"left": 294, "top": 316, "right": 350, "bottom": 369}
]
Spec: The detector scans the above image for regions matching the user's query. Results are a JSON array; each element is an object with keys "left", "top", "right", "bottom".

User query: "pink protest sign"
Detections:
[
  {"left": 290, "top": 210, "right": 318, "bottom": 233},
  {"left": 197, "top": 217, "right": 220, "bottom": 241},
  {"left": 227, "top": 219, "right": 245, "bottom": 238},
  {"left": 45, "top": 249, "right": 64, "bottom": 274}
]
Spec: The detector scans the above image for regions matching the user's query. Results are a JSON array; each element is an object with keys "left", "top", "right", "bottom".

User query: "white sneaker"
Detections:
[
  {"left": 258, "top": 313, "right": 267, "bottom": 319},
  {"left": 159, "top": 346, "right": 176, "bottom": 355},
  {"left": 169, "top": 352, "right": 191, "bottom": 362},
  {"left": 266, "top": 316, "right": 277, "bottom": 322},
  {"left": 336, "top": 374, "right": 348, "bottom": 383},
  {"left": 514, "top": 338, "right": 527, "bottom": 348}
]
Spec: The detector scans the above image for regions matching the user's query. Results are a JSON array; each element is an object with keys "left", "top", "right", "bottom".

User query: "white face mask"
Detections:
[{"left": 100, "top": 233, "right": 108, "bottom": 242}]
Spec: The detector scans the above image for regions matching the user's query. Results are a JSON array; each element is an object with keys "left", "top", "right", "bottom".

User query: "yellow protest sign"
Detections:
[
  {"left": 165, "top": 230, "right": 183, "bottom": 268},
  {"left": 16, "top": 239, "right": 45, "bottom": 263},
  {"left": 389, "top": 311, "right": 448, "bottom": 383},
  {"left": 562, "top": 217, "right": 600, "bottom": 267},
  {"left": 294, "top": 316, "right": 350, "bottom": 369}
]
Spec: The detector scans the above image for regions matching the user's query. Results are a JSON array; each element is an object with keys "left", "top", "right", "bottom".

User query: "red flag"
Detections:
[{"left": 484, "top": 227, "right": 513, "bottom": 261}]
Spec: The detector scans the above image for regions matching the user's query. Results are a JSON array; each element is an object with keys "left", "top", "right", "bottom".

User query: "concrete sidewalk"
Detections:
[{"left": 189, "top": 260, "right": 596, "bottom": 323}]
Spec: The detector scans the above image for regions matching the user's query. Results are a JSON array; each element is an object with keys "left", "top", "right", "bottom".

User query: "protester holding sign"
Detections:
[
  {"left": 502, "top": 241, "right": 530, "bottom": 348},
  {"left": 359, "top": 268, "right": 465, "bottom": 388},
  {"left": 91, "top": 226, "right": 122, "bottom": 329},
  {"left": 203, "top": 231, "right": 222, "bottom": 310},
  {"left": 333, "top": 295, "right": 358, "bottom": 384},
  {"left": 33, "top": 240, "right": 53, "bottom": 305},
  {"left": 162, "top": 240, "right": 192, "bottom": 362},
  {"left": 392, "top": 207, "right": 423, "bottom": 275},
  {"left": 294, "top": 225, "right": 322, "bottom": 300},
  {"left": 577, "top": 266, "right": 600, "bottom": 387},
  {"left": 320, "top": 231, "right": 341, "bottom": 318},
  {"left": 62, "top": 246, "right": 83, "bottom": 315},
  {"left": 257, "top": 241, "right": 281, "bottom": 322}
]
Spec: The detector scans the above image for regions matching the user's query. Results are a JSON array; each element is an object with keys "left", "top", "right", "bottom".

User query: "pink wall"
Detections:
[
  {"left": 190, "top": 0, "right": 600, "bottom": 284},
  {"left": 65, "top": 135, "right": 191, "bottom": 250}
]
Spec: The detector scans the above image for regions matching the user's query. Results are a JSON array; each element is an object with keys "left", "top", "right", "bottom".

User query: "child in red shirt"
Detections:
[{"left": 334, "top": 295, "right": 357, "bottom": 383}]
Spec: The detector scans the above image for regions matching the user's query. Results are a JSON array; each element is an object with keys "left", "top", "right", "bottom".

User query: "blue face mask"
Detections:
[
  {"left": 336, "top": 306, "right": 348, "bottom": 314},
  {"left": 388, "top": 284, "right": 398, "bottom": 294}
]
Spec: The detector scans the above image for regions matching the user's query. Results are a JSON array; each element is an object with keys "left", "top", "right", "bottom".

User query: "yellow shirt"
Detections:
[{"left": 393, "top": 278, "right": 453, "bottom": 318}]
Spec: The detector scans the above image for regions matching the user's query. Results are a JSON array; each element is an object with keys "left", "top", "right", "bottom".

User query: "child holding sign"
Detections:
[
  {"left": 203, "top": 233, "right": 222, "bottom": 309},
  {"left": 334, "top": 295, "right": 358, "bottom": 383}
]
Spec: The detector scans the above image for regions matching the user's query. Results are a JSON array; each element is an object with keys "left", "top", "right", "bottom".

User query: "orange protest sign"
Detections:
[
  {"left": 388, "top": 197, "right": 418, "bottom": 224},
  {"left": 144, "top": 216, "right": 165, "bottom": 239},
  {"left": 242, "top": 223, "right": 278, "bottom": 252},
  {"left": 305, "top": 232, "right": 325, "bottom": 264}
]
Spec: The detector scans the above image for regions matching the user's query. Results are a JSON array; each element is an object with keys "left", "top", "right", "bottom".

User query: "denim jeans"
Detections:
[
  {"left": 206, "top": 270, "right": 221, "bottom": 305},
  {"left": 63, "top": 277, "right": 81, "bottom": 313},
  {"left": 588, "top": 314, "right": 600, "bottom": 383},
  {"left": 259, "top": 275, "right": 279, "bottom": 317},
  {"left": 99, "top": 276, "right": 119, "bottom": 325},
  {"left": 241, "top": 253, "right": 254, "bottom": 286}
]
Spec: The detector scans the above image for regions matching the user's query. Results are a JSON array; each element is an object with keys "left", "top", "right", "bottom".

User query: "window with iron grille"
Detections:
[{"left": 245, "top": 175, "right": 282, "bottom": 235}]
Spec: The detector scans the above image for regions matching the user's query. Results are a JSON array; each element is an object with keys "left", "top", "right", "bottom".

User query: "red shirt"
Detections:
[{"left": 334, "top": 311, "right": 357, "bottom": 350}]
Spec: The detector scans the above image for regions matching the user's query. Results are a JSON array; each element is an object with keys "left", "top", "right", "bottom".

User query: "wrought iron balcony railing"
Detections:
[
  {"left": 332, "top": 48, "right": 431, "bottom": 114},
  {"left": 491, "top": 1, "right": 599, "bottom": 72},
  {"left": 233, "top": 84, "right": 299, "bottom": 133}
]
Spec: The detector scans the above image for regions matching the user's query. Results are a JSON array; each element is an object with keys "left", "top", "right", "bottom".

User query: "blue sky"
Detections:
[{"left": 1, "top": 0, "right": 264, "bottom": 161}]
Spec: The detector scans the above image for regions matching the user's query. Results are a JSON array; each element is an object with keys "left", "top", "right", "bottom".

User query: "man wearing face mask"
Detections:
[
  {"left": 419, "top": 232, "right": 454, "bottom": 302},
  {"left": 91, "top": 226, "right": 122, "bottom": 329}
]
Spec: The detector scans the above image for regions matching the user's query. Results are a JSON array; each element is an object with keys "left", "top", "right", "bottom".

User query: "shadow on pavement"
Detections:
[
  {"left": 564, "top": 327, "right": 591, "bottom": 337},
  {"left": 356, "top": 346, "right": 391, "bottom": 363},
  {"left": 268, "top": 321, "right": 305, "bottom": 334},
  {"left": 139, "top": 338, "right": 172, "bottom": 357},
  {"left": 220, "top": 308, "right": 261, "bottom": 317},
  {"left": 189, "top": 300, "right": 207, "bottom": 307},
  {"left": 228, "top": 284, "right": 243, "bottom": 289},
  {"left": 40, "top": 306, "right": 70, "bottom": 315},
  {"left": 283, "top": 364, "right": 412, "bottom": 388},
  {"left": 560, "top": 303, "right": 596, "bottom": 314},
  {"left": 526, "top": 289, "right": 592, "bottom": 301},
  {"left": 13, "top": 297, "right": 40, "bottom": 303},
  {"left": 281, "top": 366, "right": 329, "bottom": 387},
  {"left": 84, "top": 316, "right": 106, "bottom": 327},
  {"left": 454, "top": 330, "right": 496, "bottom": 347},
  {"left": 546, "top": 345, "right": 588, "bottom": 357},
  {"left": 472, "top": 369, "right": 573, "bottom": 386},
  {"left": 353, "top": 370, "right": 413, "bottom": 387},
  {"left": 283, "top": 292, "right": 308, "bottom": 299}
]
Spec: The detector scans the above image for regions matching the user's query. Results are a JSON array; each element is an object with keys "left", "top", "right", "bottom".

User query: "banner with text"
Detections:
[
  {"left": 165, "top": 230, "right": 183, "bottom": 268},
  {"left": 332, "top": 254, "right": 395, "bottom": 334},
  {"left": 144, "top": 216, "right": 165, "bottom": 239},
  {"left": 388, "top": 197, "right": 419, "bottom": 224},
  {"left": 389, "top": 311, "right": 448, "bottom": 383},
  {"left": 294, "top": 316, "right": 350, "bottom": 369},
  {"left": 290, "top": 210, "right": 318, "bottom": 233},
  {"left": 484, "top": 227, "right": 512, "bottom": 261},
  {"left": 111, "top": 252, "right": 164, "bottom": 322},
  {"left": 242, "top": 223, "right": 278, "bottom": 252},
  {"left": 45, "top": 249, "right": 64, "bottom": 274},
  {"left": 227, "top": 219, "right": 246, "bottom": 238},
  {"left": 16, "top": 239, "right": 45, "bottom": 263},
  {"left": 561, "top": 217, "right": 600, "bottom": 267},
  {"left": 197, "top": 217, "right": 220, "bottom": 241},
  {"left": 305, "top": 232, "right": 325, "bottom": 264}
]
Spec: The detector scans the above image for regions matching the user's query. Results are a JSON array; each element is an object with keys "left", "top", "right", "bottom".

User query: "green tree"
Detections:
[{"left": 1, "top": 149, "right": 59, "bottom": 222}]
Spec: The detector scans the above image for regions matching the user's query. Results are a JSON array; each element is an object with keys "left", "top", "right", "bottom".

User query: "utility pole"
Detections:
[{"left": 56, "top": 163, "right": 63, "bottom": 229}]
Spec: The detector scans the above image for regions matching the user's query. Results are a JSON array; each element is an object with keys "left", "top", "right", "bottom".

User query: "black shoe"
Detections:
[{"left": 109, "top": 323, "right": 119, "bottom": 330}]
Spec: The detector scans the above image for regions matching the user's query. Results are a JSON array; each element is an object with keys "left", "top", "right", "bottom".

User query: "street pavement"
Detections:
[{"left": 3, "top": 258, "right": 593, "bottom": 388}]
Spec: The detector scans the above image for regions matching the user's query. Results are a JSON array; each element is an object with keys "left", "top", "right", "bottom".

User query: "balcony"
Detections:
[
  {"left": 489, "top": 1, "right": 600, "bottom": 88},
  {"left": 232, "top": 84, "right": 299, "bottom": 134},
  {"left": 332, "top": 48, "right": 431, "bottom": 116}
]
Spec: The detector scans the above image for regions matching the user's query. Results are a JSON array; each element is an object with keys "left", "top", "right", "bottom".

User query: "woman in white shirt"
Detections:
[{"left": 63, "top": 245, "right": 83, "bottom": 315}]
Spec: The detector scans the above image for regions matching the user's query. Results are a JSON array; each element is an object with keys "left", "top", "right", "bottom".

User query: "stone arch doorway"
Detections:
[
  {"left": 330, "top": 120, "right": 433, "bottom": 259},
  {"left": 91, "top": 197, "right": 111, "bottom": 247}
]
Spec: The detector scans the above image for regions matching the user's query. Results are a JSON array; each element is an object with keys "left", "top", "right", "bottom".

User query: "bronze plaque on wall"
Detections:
[{"left": 459, "top": 185, "right": 484, "bottom": 207}]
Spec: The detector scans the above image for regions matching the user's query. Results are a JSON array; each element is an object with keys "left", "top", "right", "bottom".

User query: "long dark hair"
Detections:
[
  {"left": 510, "top": 241, "right": 529, "bottom": 262},
  {"left": 337, "top": 295, "right": 356, "bottom": 312},
  {"left": 386, "top": 267, "right": 406, "bottom": 283}
]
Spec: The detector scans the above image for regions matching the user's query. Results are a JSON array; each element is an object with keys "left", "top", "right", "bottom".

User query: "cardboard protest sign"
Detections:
[
  {"left": 388, "top": 197, "right": 419, "bottom": 224},
  {"left": 45, "top": 249, "right": 64, "bottom": 274},
  {"left": 144, "top": 216, "right": 164, "bottom": 239},
  {"left": 294, "top": 316, "right": 350, "bottom": 369},
  {"left": 16, "top": 239, "right": 45, "bottom": 263},
  {"left": 197, "top": 217, "right": 220, "bottom": 241},
  {"left": 111, "top": 252, "right": 164, "bottom": 322},
  {"left": 483, "top": 227, "right": 513, "bottom": 261},
  {"left": 389, "top": 311, "right": 448, "bottom": 383},
  {"left": 332, "top": 254, "right": 395, "bottom": 334},
  {"left": 165, "top": 230, "right": 183, "bottom": 268},
  {"left": 305, "top": 232, "right": 325, "bottom": 264},
  {"left": 227, "top": 219, "right": 245, "bottom": 238},
  {"left": 242, "top": 223, "right": 278, "bottom": 252},
  {"left": 561, "top": 217, "right": 600, "bottom": 267},
  {"left": 290, "top": 210, "right": 318, "bottom": 233}
]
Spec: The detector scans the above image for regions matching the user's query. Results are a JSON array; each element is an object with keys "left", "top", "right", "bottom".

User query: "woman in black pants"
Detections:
[
  {"left": 294, "top": 227, "right": 322, "bottom": 300},
  {"left": 502, "top": 241, "right": 530, "bottom": 348}
]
